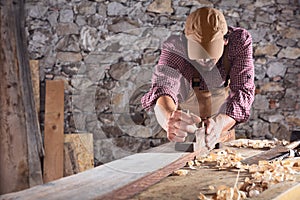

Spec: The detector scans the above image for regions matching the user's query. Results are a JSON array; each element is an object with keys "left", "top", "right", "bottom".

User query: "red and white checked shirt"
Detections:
[{"left": 141, "top": 27, "right": 255, "bottom": 123}]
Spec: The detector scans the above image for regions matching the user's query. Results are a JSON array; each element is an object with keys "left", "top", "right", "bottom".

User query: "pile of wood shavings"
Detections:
[
  {"left": 239, "top": 160, "right": 299, "bottom": 198},
  {"left": 197, "top": 149, "right": 245, "bottom": 170},
  {"left": 198, "top": 171, "right": 247, "bottom": 200},
  {"left": 228, "top": 139, "right": 289, "bottom": 149},
  {"left": 193, "top": 149, "right": 300, "bottom": 200}
]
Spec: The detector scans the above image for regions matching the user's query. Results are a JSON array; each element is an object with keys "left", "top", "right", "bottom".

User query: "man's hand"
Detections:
[
  {"left": 154, "top": 96, "right": 202, "bottom": 143},
  {"left": 204, "top": 115, "right": 223, "bottom": 149},
  {"left": 204, "top": 114, "right": 236, "bottom": 150},
  {"left": 166, "top": 110, "right": 201, "bottom": 142}
]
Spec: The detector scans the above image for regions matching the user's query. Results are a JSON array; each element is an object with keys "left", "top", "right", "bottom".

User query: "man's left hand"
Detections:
[{"left": 204, "top": 114, "right": 235, "bottom": 150}]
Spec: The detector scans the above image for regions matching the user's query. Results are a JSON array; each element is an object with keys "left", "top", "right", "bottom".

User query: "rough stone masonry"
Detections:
[{"left": 25, "top": 0, "right": 300, "bottom": 165}]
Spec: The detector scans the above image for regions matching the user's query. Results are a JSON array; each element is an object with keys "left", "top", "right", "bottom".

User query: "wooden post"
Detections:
[
  {"left": 43, "top": 80, "right": 65, "bottom": 183},
  {"left": 0, "top": 0, "right": 43, "bottom": 195},
  {"left": 29, "top": 60, "right": 40, "bottom": 114}
]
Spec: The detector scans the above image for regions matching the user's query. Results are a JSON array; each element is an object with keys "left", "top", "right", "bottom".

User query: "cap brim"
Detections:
[{"left": 186, "top": 35, "right": 224, "bottom": 60}]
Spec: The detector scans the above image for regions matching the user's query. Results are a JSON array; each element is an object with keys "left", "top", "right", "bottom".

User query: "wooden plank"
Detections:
[
  {"left": 0, "top": 142, "right": 204, "bottom": 200},
  {"left": 252, "top": 181, "right": 300, "bottom": 200},
  {"left": 63, "top": 142, "right": 80, "bottom": 177},
  {"left": 64, "top": 133, "right": 94, "bottom": 173},
  {"left": 101, "top": 142, "right": 206, "bottom": 199},
  {"left": 273, "top": 182, "right": 300, "bottom": 200},
  {"left": 43, "top": 80, "right": 65, "bottom": 183},
  {"left": 27, "top": 60, "right": 44, "bottom": 187}
]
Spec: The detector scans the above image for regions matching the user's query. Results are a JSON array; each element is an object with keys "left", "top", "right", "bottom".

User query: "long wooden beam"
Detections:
[
  {"left": 101, "top": 142, "right": 206, "bottom": 199},
  {"left": 0, "top": 0, "right": 43, "bottom": 194},
  {"left": 0, "top": 142, "right": 206, "bottom": 200}
]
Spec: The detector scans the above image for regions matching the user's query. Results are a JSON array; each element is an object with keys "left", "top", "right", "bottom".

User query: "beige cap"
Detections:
[{"left": 185, "top": 7, "right": 228, "bottom": 60}]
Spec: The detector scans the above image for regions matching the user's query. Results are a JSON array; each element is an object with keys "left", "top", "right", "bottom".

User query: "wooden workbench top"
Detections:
[{"left": 132, "top": 143, "right": 300, "bottom": 200}]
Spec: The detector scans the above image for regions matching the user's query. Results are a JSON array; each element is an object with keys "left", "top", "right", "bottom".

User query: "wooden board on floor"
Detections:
[
  {"left": 63, "top": 142, "right": 80, "bottom": 177},
  {"left": 43, "top": 80, "right": 65, "bottom": 183},
  {"left": 64, "top": 133, "right": 94, "bottom": 174}
]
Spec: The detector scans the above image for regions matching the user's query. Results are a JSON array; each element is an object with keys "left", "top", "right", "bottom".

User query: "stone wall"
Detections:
[{"left": 25, "top": 0, "right": 300, "bottom": 165}]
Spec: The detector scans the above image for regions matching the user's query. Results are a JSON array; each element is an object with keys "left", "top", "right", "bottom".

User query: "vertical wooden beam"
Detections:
[
  {"left": 0, "top": 0, "right": 43, "bottom": 194},
  {"left": 25, "top": 60, "right": 44, "bottom": 187},
  {"left": 43, "top": 80, "right": 65, "bottom": 183},
  {"left": 29, "top": 60, "right": 40, "bottom": 114}
]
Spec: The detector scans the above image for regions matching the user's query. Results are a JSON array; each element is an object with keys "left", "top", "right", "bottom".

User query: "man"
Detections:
[{"left": 141, "top": 7, "right": 255, "bottom": 150}]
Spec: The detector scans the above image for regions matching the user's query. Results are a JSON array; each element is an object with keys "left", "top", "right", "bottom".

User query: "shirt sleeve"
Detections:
[
  {"left": 141, "top": 51, "right": 191, "bottom": 111},
  {"left": 225, "top": 28, "right": 255, "bottom": 123}
]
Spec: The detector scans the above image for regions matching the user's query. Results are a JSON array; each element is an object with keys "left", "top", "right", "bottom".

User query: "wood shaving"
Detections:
[
  {"left": 195, "top": 148, "right": 300, "bottom": 200},
  {"left": 186, "top": 160, "right": 197, "bottom": 169},
  {"left": 171, "top": 169, "right": 189, "bottom": 176}
]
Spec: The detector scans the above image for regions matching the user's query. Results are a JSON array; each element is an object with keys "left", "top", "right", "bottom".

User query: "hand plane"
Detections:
[
  {"left": 175, "top": 128, "right": 236, "bottom": 152},
  {"left": 175, "top": 128, "right": 207, "bottom": 152}
]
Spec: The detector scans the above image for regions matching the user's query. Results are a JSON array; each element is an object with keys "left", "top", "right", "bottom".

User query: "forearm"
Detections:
[
  {"left": 215, "top": 113, "right": 236, "bottom": 132},
  {"left": 154, "top": 95, "right": 177, "bottom": 130}
]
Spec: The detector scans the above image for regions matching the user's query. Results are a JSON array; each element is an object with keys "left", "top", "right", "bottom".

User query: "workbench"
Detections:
[
  {"left": 132, "top": 144, "right": 300, "bottom": 200},
  {"left": 0, "top": 141, "right": 299, "bottom": 200}
]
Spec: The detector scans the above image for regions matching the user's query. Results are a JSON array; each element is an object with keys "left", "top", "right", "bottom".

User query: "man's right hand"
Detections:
[
  {"left": 166, "top": 110, "right": 201, "bottom": 142},
  {"left": 154, "top": 95, "right": 201, "bottom": 142}
]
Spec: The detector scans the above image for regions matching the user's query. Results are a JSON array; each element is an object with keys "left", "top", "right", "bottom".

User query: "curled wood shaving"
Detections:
[
  {"left": 171, "top": 169, "right": 189, "bottom": 176},
  {"left": 186, "top": 160, "right": 197, "bottom": 169}
]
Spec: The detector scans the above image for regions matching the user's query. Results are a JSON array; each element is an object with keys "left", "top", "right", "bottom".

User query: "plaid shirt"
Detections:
[{"left": 141, "top": 27, "right": 255, "bottom": 123}]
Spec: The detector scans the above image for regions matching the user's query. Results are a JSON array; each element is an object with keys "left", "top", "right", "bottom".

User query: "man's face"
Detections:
[
  {"left": 186, "top": 35, "right": 227, "bottom": 72},
  {"left": 195, "top": 58, "right": 218, "bottom": 71}
]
